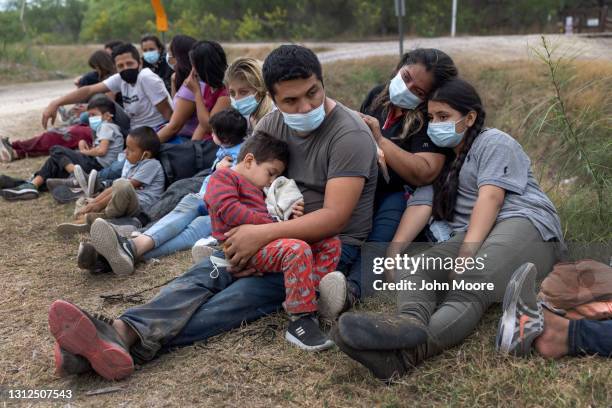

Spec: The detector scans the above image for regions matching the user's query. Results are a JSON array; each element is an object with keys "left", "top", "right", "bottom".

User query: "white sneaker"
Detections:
[
  {"left": 191, "top": 236, "right": 218, "bottom": 264},
  {"left": 318, "top": 271, "right": 350, "bottom": 322},
  {"left": 73, "top": 165, "right": 88, "bottom": 195}
]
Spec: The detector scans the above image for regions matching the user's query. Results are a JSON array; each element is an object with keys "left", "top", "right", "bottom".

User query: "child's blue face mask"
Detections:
[
  {"left": 427, "top": 117, "right": 466, "bottom": 148},
  {"left": 281, "top": 102, "right": 326, "bottom": 133},
  {"left": 143, "top": 50, "right": 160, "bottom": 64},
  {"left": 231, "top": 94, "right": 259, "bottom": 117},
  {"left": 389, "top": 72, "right": 422, "bottom": 110},
  {"left": 88, "top": 115, "right": 103, "bottom": 132},
  {"left": 165, "top": 53, "right": 175, "bottom": 70}
]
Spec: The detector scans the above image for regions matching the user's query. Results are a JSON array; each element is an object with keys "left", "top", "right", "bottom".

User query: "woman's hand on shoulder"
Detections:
[
  {"left": 359, "top": 112, "right": 383, "bottom": 142},
  {"left": 184, "top": 68, "right": 201, "bottom": 94}
]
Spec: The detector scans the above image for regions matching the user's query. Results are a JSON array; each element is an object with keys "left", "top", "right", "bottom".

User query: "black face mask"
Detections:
[{"left": 120, "top": 68, "right": 139, "bottom": 85}]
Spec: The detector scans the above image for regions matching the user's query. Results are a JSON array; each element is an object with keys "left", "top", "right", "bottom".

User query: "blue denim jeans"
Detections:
[
  {"left": 569, "top": 318, "right": 612, "bottom": 357},
  {"left": 119, "top": 242, "right": 360, "bottom": 363},
  {"left": 143, "top": 193, "right": 212, "bottom": 260},
  {"left": 98, "top": 159, "right": 125, "bottom": 182},
  {"left": 346, "top": 191, "right": 406, "bottom": 299}
]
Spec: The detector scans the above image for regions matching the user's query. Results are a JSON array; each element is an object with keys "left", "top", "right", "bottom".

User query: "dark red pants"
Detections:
[{"left": 11, "top": 125, "right": 92, "bottom": 159}]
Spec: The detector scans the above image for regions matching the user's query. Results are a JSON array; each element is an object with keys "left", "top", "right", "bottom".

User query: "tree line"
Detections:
[{"left": 0, "top": 0, "right": 582, "bottom": 45}]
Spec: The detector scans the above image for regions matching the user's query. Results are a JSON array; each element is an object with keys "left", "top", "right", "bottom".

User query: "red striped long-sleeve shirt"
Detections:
[{"left": 204, "top": 167, "right": 274, "bottom": 241}]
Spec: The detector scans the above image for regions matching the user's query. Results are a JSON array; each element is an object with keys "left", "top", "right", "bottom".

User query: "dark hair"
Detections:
[
  {"left": 170, "top": 35, "right": 197, "bottom": 90},
  {"left": 237, "top": 131, "right": 289, "bottom": 167},
  {"left": 87, "top": 95, "right": 116, "bottom": 116},
  {"left": 262, "top": 45, "right": 323, "bottom": 97},
  {"left": 371, "top": 48, "right": 458, "bottom": 141},
  {"left": 431, "top": 78, "right": 486, "bottom": 221},
  {"left": 189, "top": 40, "right": 227, "bottom": 89},
  {"left": 209, "top": 108, "right": 247, "bottom": 146},
  {"left": 140, "top": 34, "right": 165, "bottom": 53},
  {"left": 111, "top": 43, "right": 140, "bottom": 64},
  {"left": 128, "top": 126, "right": 161, "bottom": 158},
  {"left": 104, "top": 40, "right": 123, "bottom": 52},
  {"left": 88, "top": 50, "right": 115, "bottom": 80}
]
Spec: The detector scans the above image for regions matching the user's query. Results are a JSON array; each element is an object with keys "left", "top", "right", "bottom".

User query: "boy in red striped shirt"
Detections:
[{"left": 204, "top": 131, "right": 341, "bottom": 351}]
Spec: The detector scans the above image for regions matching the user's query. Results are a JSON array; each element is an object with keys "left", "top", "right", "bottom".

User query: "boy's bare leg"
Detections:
[
  {"left": 112, "top": 320, "right": 139, "bottom": 347},
  {"left": 534, "top": 308, "right": 569, "bottom": 359}
]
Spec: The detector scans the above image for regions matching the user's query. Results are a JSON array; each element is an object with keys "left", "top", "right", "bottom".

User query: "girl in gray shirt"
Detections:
[{"left": 332, "top": 78, "right": 563, "bottom": 381}]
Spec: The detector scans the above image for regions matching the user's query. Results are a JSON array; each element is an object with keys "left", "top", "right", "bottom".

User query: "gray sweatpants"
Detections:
[{"left": 397, "top": 217, "right": 558, "bottom": 361}]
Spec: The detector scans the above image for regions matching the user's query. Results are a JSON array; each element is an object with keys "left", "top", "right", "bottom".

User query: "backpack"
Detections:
[{"left": 157, "top": 140, "right": 218, "bottom": 187}]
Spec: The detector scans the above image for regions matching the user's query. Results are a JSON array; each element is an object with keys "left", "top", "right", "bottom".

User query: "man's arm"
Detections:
[
  {"left": 42, "top": 82, "right": 110, "bottom": 128},
  {"left": 224, "top": 176, "right": 365, "bottom": 269},
  {"left": 155, "top": 99, "right": 173, "bottom": 123}
]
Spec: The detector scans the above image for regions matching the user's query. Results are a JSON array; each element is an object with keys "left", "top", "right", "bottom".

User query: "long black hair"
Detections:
[
  {"left": 170, "top": 34, "right": 197, "bottom": 90},
  {"left": 189, "top": 40, "right": 228, "bottom": 89},
  {"left": 371, "top": 48, "right": 458, "bottom": 141},
  {"left": 431, "top": 78, "right": 486, "bottom": 221}
]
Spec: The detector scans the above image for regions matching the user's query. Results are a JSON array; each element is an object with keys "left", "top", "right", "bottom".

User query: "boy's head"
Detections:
[
  {"left": 209, "top": 108, "right": 247, "bottom": 147},
  {"left": 235, "top": 131, "right": 289, "bottom": 189},
  {"left": 87, "top": 95, "right": 115, "bottom": 122},
  {"left": 125, "top": 127, "right": 160, "bottom": 164}
]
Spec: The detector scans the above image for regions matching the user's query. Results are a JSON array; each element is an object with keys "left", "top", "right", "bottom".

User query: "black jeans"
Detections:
[{"left": 35, "top": 145, "right": 102, "bottom": 181}]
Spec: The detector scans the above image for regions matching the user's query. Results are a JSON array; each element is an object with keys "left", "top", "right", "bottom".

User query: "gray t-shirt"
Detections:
[
  {"left": 94, "top": 122, "right": 124, "bottom": 168},
  {"left": 120, "top": 158, "right": 165, "bottom": 212},
  {"left": 255, "top": 102, "right": 378, "bottom": 245},
  {"left": 413, "top": 128, "right": 563, "bottom": 242},
  {"left": 103, "top": 68, "right": 171, "bottom": 129}
]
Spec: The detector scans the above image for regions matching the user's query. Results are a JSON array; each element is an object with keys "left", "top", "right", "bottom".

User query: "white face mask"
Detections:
[{"left": 389, "top": 72, "right": 422, "bottom": 110}]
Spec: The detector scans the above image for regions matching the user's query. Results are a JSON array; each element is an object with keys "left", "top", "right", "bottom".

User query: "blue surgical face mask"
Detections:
[
  {"left": 143, "top": 50, "right": 160, "bottom": 64},
  {"left": 389, "top": 72, "right": 422, "bottom": 110},
  {"left": 231, "top": 94, "right": 259, "bottom": 117},
  {"left": 165, "top": 53, "right": 175, "bottom": 70},
  {"left": 427, "top": 117, "right": 466, "bottom": 148},
  {"left": 281, "top": 102, "right": 326, "bottom": 133},
  {"left": 88, "top": 115, "right": 103, "bottom": 132}
]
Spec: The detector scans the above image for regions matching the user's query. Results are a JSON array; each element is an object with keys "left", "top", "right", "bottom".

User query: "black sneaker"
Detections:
[
  {"left": 0, "top": 174, "right": 25, "bottom": 189},
  {"left": 0, "top": 137, "right": 15, "bottom": 162},
  {"left": 2, "top": 182, "right": 39, "bottom": 201},
  {"left": 77, "top": 241, "right": 112, "bottom": 274},
  {"left": 285, "top": 315, "right": 335, "bottom": 351},
  {"left": 48, "top": 300, "right": 134, "bottom": 380},
  {"left": 90, "top": 219, "right": 136, "bottom": 276},
  {"left": 53, "top": 342, "right": 92, "bottom": 377},
  {"left": 51, "top": 185, "right": 83, "bottom": 204},
  {"left": 337, "top": 312, "right": 427, "bottom": 350}
]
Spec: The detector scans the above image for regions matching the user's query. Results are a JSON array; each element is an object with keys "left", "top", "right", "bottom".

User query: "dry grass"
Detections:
[{"left": 0, "top": 56, "right": 611, "bottom": 406}]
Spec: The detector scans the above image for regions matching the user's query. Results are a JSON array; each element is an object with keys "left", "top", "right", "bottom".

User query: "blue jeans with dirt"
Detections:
[
  {"left": 143, "top": 193, "right": 211, "bottom": 260},
  {"left": 119, "top": 242, "right": 360, "bottom": 363}
]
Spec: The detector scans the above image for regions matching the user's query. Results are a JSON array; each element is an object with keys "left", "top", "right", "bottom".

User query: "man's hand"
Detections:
[
  {"left": 42, "top": 102, "right": 59, "bottom": 129},
  {"left": 223, "top": 224, "right": 270, "bottom": 270},
  {"left": 290, "top": 200, "right": 304, "bottom": 219},
  {"left": 216, "top": 156, "right": 233, "bottom": 170}
]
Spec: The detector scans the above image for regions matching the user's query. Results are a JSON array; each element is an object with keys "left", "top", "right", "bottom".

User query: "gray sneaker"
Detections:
[
  {"left": 496, "top": 263, "right": 544, "bottom": 357},
  {"left": 73, "top": 165, "right": 89, "bottom": 194},
  {"left": 0, "top": 137, "right": 15, "bottom": 162},
  {"left": 318, "top": 271, "right": 356, "bottom": 321},
  {"left": 2, "top": 182, "right": 39, "bottom": 201},
  {"left": 87, "top": 169, "right": 99, "bottom": 197},
  {"left": 90, "top": 219, "right": 136, "bottom": 276},
  {"left": 46, "top": 177, "right": 78, "bottom": 192}
]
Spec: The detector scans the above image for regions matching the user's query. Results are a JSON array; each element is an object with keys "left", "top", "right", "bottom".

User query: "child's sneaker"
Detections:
[
  {"left": 73, "top": 165, "right": 89, "bottom": 194},
  {"left": 90, "top": 219, "right": 136, "bottom": 276},
  {"left": 57, "top": 222, "right": 90, "bottom": 236},
  {"left": 192, "top": 236, "right": 219, "bottom": 264},
  {"left": 87, "top": 169, "right": 99, "bottom": 197},
  {"left": 285, "top": 314, "right": 334, "bottom": 351},
  {"left": 496, "top": 263, "right": 544, "bottom": 357},
  {"left": 0, "top": 137, "right": 15, "bottom": 162},
  {"left": 46, "top": 177, "right": 78, "bottom": 192},
  {"left": 318, "top": 271, "right": 357, "bottom": 321},
  {"left": 2, "top": 182, "right": 39, "bottom": 201}
]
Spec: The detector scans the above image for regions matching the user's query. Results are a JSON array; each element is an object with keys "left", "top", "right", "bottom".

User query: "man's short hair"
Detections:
[
  {"left": 237, "top": 131, "right": 289, "bottom": 167},
  {"left": 209, "top": 108, "right": 247, "bottom": 147},
  {"left": 104, "top": 40, "right": 124, "bottom": 52},
  {"left": 262, "top": 45, "right": 323, "bottom": 97},
  {"left": 111, "top": 43, "right": 140, "bottom": 64}
]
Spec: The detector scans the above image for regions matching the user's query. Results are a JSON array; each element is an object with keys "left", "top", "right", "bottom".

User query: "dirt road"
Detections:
[{"left": 1, "top": 34, "right": 610, "bottom": 138}]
